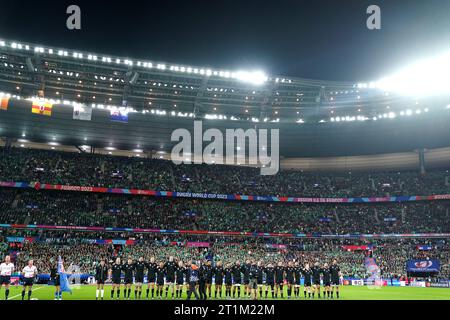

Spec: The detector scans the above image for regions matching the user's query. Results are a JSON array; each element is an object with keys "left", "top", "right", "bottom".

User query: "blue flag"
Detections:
[{"left": 58, "top": 256, "right": 72, "bottom": 294}]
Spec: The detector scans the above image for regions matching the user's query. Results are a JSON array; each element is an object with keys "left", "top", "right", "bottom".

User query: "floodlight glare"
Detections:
[
  {"left": 376, "top": 51, "right": 450, "bottom": 97},
  {"left": 235, "top": 70, "right": 268, "bottom": 85}
]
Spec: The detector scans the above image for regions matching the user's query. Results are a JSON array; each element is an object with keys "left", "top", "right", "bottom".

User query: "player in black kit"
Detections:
[
  {"left": 285, "top": 261, "right": 296, "bottom": 299},
  {"left": 224, "top": 264, "right": 233, "bottom": 299},
  {"left": 146, "top": 257, "right": 157, "bottom": 299},
  {"left": 256, "top": 260, "right": 264, "bottom": 298},
  {"left": 242, "top": 259, "right": 251, "bottom": 298},
  {"left": 123, "top": 258, "right": 135, "bottom": 299},
  {"left": 204, "top": 260, "right": 214, "bottom": 298},
  {"left": 264, "top": 263, "right": 275, "bottom": 298},
  {"left": 95, "top": 259, "right": 108, "bottom": 300},
  {"left": 232, "top": 261, "right": 242, "bottom": 298},
  {"left": 274, "top": 262, "right": 285, "bottom": 298},
  {"left": 213, "top": 261, "right": 224, "bottom": 299},
  {"left": 175, "top": 260, "right": 185, "bottom": 299},
  {"left": 302, "top": 263, "right": 313, "bottom": 298},
  {"left": 322, "top": 263, "right": 332, "bottom": 298},
  {"left": 134, "top": 257, "right": 146, "bottom": 299},
  {"left": 293, "top": 262, "right": 302, "bottom": 298},
  {"left": 156, "top": 262, "right": 166, "bottom": 299},
  {"left": 311, "top": 262, "right": 322, "bottom": 298},
  {"left": 330, "top": 259, "right": 341, "bottom": 298},
  {"left": 165, "top": 256, "right": 177, "bottom": 298},
  {"left": 110, "top": 257, "right": 122, "bottom": 299}
]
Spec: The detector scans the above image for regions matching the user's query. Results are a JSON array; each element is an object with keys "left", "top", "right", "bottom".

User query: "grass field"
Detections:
[{"left": 2, "top": 284, "right": 450, "bottom": 300}]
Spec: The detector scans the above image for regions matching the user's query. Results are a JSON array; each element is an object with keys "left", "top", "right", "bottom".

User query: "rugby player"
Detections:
[
  {"left": 95, "top": 258, "right": 108, "bottom": 300},
  {"left": 146, "top": 256, "right": 157, "bottom": 299},
  {"left": 110, "top": 257, "right": 122, "bottom": 299},
  {"left": 134, "top": 257, "right": 146, "bottom": 299},
  {"left": 165, "top": 256, "right": 177, "bottom": 298},
  {"left": 302, "top": 263, "right": 313, "bottom": 298},
  {"left": 175, "top": 260, "right": 185, "bottom": 299},
  {"left": 330, "top": 259, "right": 341, "bottom": 298}
]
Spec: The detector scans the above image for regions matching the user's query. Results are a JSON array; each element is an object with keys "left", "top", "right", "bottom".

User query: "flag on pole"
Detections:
[
  {"left": 32, "top": 101, "right": 53, "bottom": 116},
  {"left": 0, "top": 97, "right": 9, "bottom": 110},
  {"left": 58, "top": 256, "right": 72, "bottom": 294},
  {"left": 73, "top": 104, "right": 92, "bottom": 121}
]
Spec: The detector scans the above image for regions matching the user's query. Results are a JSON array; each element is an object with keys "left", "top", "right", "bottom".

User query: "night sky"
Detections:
[{"left": 0, "top": 0, "right": 449, "bottom": 81}]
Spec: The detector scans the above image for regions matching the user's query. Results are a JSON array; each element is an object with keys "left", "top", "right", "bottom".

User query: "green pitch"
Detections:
[{"left": 2, "top": 285, "right": 450, "bottom": 300}]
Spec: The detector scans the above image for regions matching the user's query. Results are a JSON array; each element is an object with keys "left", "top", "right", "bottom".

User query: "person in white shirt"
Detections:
[
  {"left": 22, "top": 260, "right": 38, "bottom": 300},
  {"left": 0, "top": 255, "right": 15, "bottom": 300}
]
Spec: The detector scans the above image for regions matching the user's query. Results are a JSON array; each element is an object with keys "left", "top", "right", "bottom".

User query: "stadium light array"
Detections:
[{"left": 358, "top": 51, "right": 450, "bottom": 97}]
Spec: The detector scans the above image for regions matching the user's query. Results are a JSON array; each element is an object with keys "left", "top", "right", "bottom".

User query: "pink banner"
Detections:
[{"left": 186, "top": 242, "right": 210, "bottom": 248}]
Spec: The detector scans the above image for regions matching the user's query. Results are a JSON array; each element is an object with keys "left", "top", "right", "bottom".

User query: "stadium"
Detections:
[{"left": 0, "top": 1, "right": 450, "bottom": 303}]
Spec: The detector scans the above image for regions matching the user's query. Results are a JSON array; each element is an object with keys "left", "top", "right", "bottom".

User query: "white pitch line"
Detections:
[{"left": 7, "top": 286, "right": 45, "bottom": 300}]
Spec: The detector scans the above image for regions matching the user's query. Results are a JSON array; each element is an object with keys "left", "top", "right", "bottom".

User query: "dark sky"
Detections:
[{"left": 0, "top": 0, "right": 449, "bottom": 81}]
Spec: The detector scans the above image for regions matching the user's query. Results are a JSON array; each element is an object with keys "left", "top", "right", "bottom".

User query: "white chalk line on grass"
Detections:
[{"left": 7, "top": 285, "right": 45, "bottom": 300}]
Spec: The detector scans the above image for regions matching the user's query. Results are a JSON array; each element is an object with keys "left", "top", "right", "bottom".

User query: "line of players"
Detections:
[{"left": 95, "top": 256, "right": 342, "bottom": 300}]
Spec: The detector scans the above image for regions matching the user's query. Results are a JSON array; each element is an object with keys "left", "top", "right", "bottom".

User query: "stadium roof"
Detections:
[{"left": 1, "top": 38, "right": 450, "bottom": 161}]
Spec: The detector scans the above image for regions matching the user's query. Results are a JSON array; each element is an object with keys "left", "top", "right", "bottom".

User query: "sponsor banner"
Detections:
[
  {"left": 343, "top": 245, "right": 373, "bottom": 251},
  {"left": 384, "top": 217, "right": 397, "bottom": 222},
  {"left": 407, "top": 259, "right": 440, "bottom": 273},
  {"left": 186, "top": 242, "right": 210, "bottom": 248},
  {"left": 426, "top": 282, "right": 450, "bottom": 288},
  {"left": 352, "top": 279, "right": 364, "bottom": 286},
  {"left": 417, "top": 245, "right": 433, "bottom": 250},
  {"left": 73, "top": 104, "right": 92, "bottom": 121},
  {"left": 0, "top": 223, "right": 449, "bottom": 239},
  {"left": 2, "top": 180, "right": 450, "bottom": 205},
  {"left": 265, "top": 244, "right": 287, "bottom": 249},
  {"left": 6, "top": 237, "right": 25, "bottom": 243},
  {"left": 410, "top": 281, "right": 426, "bottom": 288}
]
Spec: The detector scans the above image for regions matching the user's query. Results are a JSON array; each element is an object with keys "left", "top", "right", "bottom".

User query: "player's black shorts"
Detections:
[
  {"left": 206, "top": 278, "right": 213, "bottom": 285},
  {"left": 0, "top": 276, "right": 11, "bottom": 285},
  {"left": 148, "top": 276, "right": 156, "bottom": 283},
  {"left": 304, "top": 281, "right": 312, "bottom": 287},
  {"left": 313, "top": 279, "right": 321, "bottom": 285},
  {"left": 157, "top": 279, "right": 164, "bottom": 286},
  {"left": 166, "top": 276, "right": 174, "bottom": 283},
  {"left": 124, "top": 277, "right": 133, "bottom": 284},
  {"left": 331, "top": 278, "right": 339, "bottom": 285},
  {"left": 295, "top": 278, "right": 301, "bottom": 286},
  {"left": 266, "top": 281, "right": 274, "bottom": 287},
  {"left": 287, "top": 277, "right": 295, "bottom": 285},
  {"left": 276, "top": 279, "right": 284, "bottom": 285},
  {"left": 249, "top": 278, "right": 258, "bottom": 290},
  {"left": 51, "top": 277, "right": 61, "bottom": 286},
  {"left": 23, "top": 277, "right": 34, "bottom": 286},
  {"left": 233, "top": 278, "right": 241, "bottom": 285},
  {"left": 135, "top": 276, "right": 144, "bottom": 283},
  {"left": 257, "top": 278, "right": 263, "bottom": 285},
  {"left": 96, "top": 279, "right": 105, "bottom": 285},
  {"left": 215, "top": 278, "right": 223, "bottom": 286},
  {"left": 244, "top": 278, "right": 250, "bottom": 285},
  {"left": 225, "top": 279, "right": 232, "bottom": 286},
  {"left": 324, "top": 281, "right": 331, "bottom": 287},
  {"left": 112, "top": 277, "right": 121, "bottom": 285}
]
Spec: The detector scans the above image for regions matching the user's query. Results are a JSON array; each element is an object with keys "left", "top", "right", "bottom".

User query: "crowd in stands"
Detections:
[
  {"left": 0, "top": 147, "right": 449, "bottom": 282},
  {"left": 0, "top": 189, "right": 448, "bottom": 234},
  {"left": 1, "top": 147, "right": 450, "bottom": 197}
]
